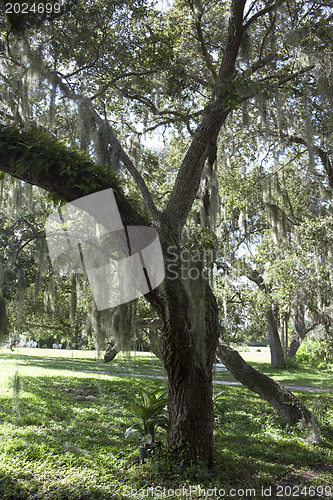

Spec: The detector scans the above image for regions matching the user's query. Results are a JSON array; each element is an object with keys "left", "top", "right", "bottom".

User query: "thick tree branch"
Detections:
[
  {"left": 51, "top": 73, "right": 159, "bottom": 220},
  {"left": 275, "top": 132, "right": 333, "bottom": 189},
  {"left": 188, "top": 0, "right": 217, "bottom": 81},
  {"left": 243, "top": 0, "right": 282, "bottom": 33},
  {"left": 0, "top": 142, "right": 147, "bottom": 229},
  {"left": 163, "top": 0, "right": 246, "bottom": 231},
  {"left": 216, "top": 0, "right": 247, "bottom": 89},
  {"left": 217, "top": 343, "right": 312, "bottom": 424}
]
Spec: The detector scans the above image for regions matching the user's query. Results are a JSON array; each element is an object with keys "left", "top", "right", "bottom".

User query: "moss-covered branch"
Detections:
[{"left": 0, "top": 125, "right": 147, "bottom": 227}]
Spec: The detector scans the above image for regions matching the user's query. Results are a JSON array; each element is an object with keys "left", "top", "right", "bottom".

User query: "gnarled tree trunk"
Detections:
[{"left": 159, "top": 261, "right": 220, "bottom": 466}]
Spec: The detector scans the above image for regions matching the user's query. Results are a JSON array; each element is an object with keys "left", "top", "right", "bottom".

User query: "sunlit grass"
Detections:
[
  {"left": 0, "top": 348, "right": 332, "bottom": 499},
  {"left": 3, "top": 347, "right": 332, "bottom": 389}
]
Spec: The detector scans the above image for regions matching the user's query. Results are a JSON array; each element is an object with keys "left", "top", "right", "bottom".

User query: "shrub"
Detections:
[{"left": 297, "top": 338, "right": 333, "bottom": 367}]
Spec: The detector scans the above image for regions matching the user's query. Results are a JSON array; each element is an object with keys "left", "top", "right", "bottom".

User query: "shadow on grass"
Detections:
[
  {"left": 0, "top": 352, "right": 164, "bottom": 376},
  {"left": 0, "top": 472, "right": 29, "bottom": 500},
  {"left": 0, "top": 362, "right": 332, "bottom": 499}
]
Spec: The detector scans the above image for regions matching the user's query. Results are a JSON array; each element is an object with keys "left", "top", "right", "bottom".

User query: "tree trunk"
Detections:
[
  {"left": 248, "top": 271, "right": 285, "bottom": 367},
  {"left": 160, "top": 271, "right": 220, "bottom": 466},
  {"left": 280, "top": 311, "right": 290, "bottom": 354},
  {"left": 267, "top": 308, "right": 286, "bottom": 367},
  {"left": 286, "top": 306, "right": 317, "bottom": 358},
  {"left": 104, "top": 340, "right": 118, "bottom": 363},
  {"left": 217, "top": 343, "right": 312, "bottom": 424}
]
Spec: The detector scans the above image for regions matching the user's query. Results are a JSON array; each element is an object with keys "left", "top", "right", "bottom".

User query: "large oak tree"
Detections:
[{"left": 0, "top": 0, "right": 331, "bottom": 465}]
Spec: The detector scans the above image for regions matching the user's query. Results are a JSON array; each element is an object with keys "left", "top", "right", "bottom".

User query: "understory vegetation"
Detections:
[{"left": 0, "top": 350, "right": 332, "bottom": 499}]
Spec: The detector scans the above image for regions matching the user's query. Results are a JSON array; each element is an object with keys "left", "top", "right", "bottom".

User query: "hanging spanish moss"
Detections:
[
  {"left": 0, "top": 294, "right": 7, "bottom": 342},
  {"left": 324, "top": 241, "right": 333, "bottom": 289},
  {"left": 198, "top": 143, "right": 220, "bottom": 228},
  {"left": 313, "top": 248, "right": 323, "bottom": 311},
  {"left": 238, "top": 208, "right": 248, "bottom": 235},
  {"left": 8, "top": 180, "right": 23, "bottom": 214},
  {"left": 23, "top": 183, "right": 33, "bottom": 212},
  {"left": 291, "top": 225, "right": 301, "bottom": 246},
  {"left": 111, "top": 301, "right": 137, "bottom": 352},
  {"left": 240, "top": 31, "right": 252, "bottom": 61},
  {"left": 263, "top": 171, "right": 290, "bottom": 248},
  {"left": 266, "top": 202, "right": 279, "bottom": 247},
  {"left": 77, "top": 101, "right": 96, "bottom": 152},
  {"left": 17, "top": 268, "right": 26, "bottom": 326},
  {"left": 49, "top": 74, "right": 56, "bottom": 127},
  {"left": 12, "top": 370, "right": 21, "bottom": 416},
  {"left": 17, "top": 80, "right": 31, "bottom": 127},
  {"left": 95, "top": 123, "right": 111, "bottom": 165},
  {"left": 45, "top": 276, "right": 56, "bottom": 315},
  {"left": 91, "top": 302, "right": 104, "bottom": 357},
  {"left": 34, "top": 238, "right": 46, "bottom": 299},
  {"left": 127, "top": 134, "right": 141, "bottom": 164},
  {"left": 76, "top": 102, "right": 121, "bottom": 172},
  {"left": 70, "top": 273, "right": 77, "bottom": 329},
  {"left": 255, "top": 90, "right": 268, "bottom": 128}
]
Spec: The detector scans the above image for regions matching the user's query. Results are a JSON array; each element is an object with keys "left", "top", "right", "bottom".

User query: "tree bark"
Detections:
[
  {"left": 160, "top": 269, "right": 220, "bottom": 466},
  {"left": 104, "top": 340, "right": 119, "bottom": 363},
  {"left": 248, "top": 271, "right": 285, "bottom": 367},
  {"left": 267, "top": 308, "right": 286, "bottom": 367},
  {"left": 217, "top": 343, "right": 312, "bottom": 424},
  {"left": 286, "top": 306, "right": 317, "bottom": 358}
]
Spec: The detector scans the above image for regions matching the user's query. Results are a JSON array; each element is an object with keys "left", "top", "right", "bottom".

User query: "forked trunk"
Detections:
[{"left": 286, "top": 306, "right": 317, "bottom": 358}]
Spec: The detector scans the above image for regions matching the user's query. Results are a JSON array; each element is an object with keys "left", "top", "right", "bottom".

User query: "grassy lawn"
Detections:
[
  {"left": 0, "top": 348, "right": 332, "bottom": 499},
  {"left": 7, "top": 347, "right": 333, "bottom": 390}
]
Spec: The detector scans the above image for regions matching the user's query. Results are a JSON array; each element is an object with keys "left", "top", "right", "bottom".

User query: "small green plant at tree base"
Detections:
[
  {"left": 213, "top": 391, "right": 230, "bottom": 418},
  {"left": 125, "top": 388, "right": 168, "bottom": 443}
]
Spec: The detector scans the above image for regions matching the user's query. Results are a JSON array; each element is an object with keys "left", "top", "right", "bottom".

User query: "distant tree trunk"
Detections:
[
  {"left": 104, "top": 340, "right": 118, "bottom": 362},
  {"left": 103, "top": 331, "right": 161, "bottom": 363},
  {"left": 267, "top": 308, "right": 286, "bottom": 367},
  {"left": 280, "top": 311, "right": 290, "bottom": 354},
  {"left": 217, "top": 343, "right": 312, "bottom": 424},
  {"left": 248, "top": 270, "right": 285, "bottom": 367},
  {"left": 286, "top": 306, "right": 317, "bottom": 357}
]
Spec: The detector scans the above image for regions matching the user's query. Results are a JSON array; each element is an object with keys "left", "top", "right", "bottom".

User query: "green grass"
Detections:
[
  {"left": 248, "top": 360, "right": 333, "bottom": 390},
  {"left": 1, "top": 348, "right": 165, "bottom": 377},
  {"left": 6, "top": 347, "right": 332, "bottom": 390},
  {"left": 0, "top": 348, "right": 332, "bottom": 499}
]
